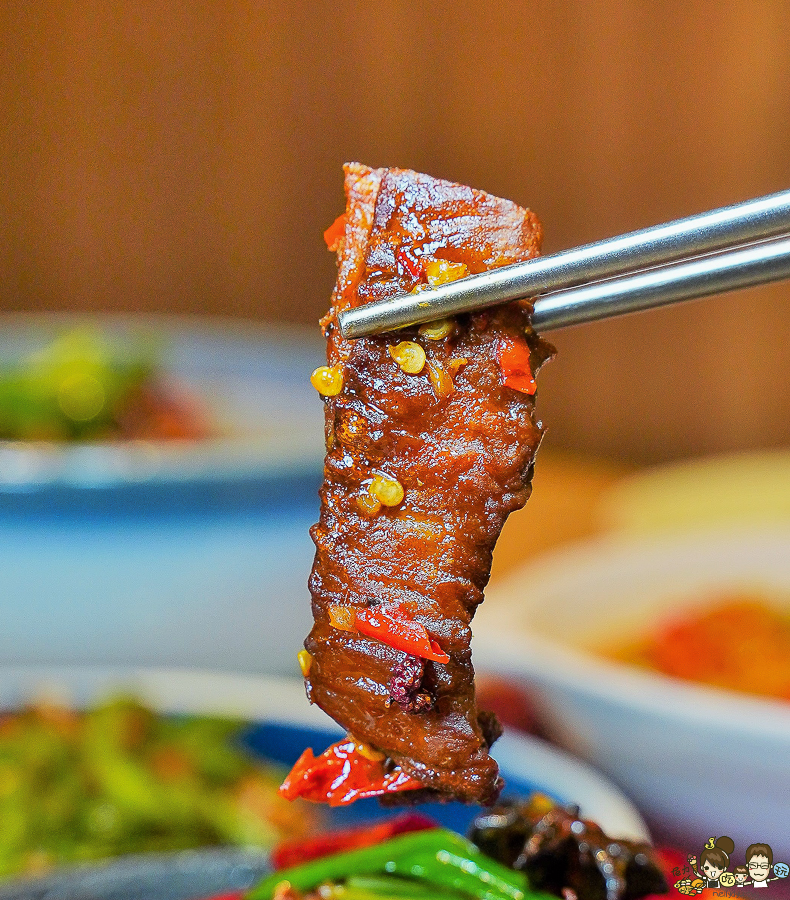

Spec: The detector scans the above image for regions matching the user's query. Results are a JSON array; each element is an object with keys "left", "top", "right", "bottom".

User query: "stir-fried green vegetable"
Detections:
[
  {"left": 0, "top": 328, "right": 158, "bottom": 441},
  {"left": 0, "top": 696, "right": 319, "bottom": 877},
  {"left": 0, "top": 327, "right": 210, "bottom": 441},
  {"left": 249, "top": 828, "right": 555, "bottom": 900}
]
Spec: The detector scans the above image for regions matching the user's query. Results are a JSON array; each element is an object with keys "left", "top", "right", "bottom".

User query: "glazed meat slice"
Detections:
[{"left": 299, "top": 164, "right": 553, "bottom": 805}]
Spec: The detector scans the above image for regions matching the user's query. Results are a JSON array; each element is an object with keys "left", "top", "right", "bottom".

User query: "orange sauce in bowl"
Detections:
[{"left": 603, "top": 595, "right": 790, "bottom": 702}]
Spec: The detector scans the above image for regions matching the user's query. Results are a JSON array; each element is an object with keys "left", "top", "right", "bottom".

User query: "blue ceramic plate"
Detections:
[{"left": 0, "top": 667, "right": 649, "bottom": 900}]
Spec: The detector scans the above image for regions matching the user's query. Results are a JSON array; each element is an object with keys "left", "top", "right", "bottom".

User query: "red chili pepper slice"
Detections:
[
  {"left": 396, "top": 246, "right": 424, "bottom": 280},
  {"left": 278, "top": 738, "right": 421, "bottom": 807},
  {"left": 497, "top": 336, "right": 536, "bottom": 394},
  {"left": 271, "top": 812, "right": 437, "bottom": 870},
  {"left": 323, "top": 213, "right": 347, "bottom": 250},
  {"left": 355, "top": 607, "right": 450, "bottom": 664}
]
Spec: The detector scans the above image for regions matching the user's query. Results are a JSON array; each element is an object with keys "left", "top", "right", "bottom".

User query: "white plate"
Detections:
[
  {"left": 0, "top": 666, "right": 651, "bottom": 898},
  {"left": 0, "top": 313, "right": 326, "bottom": 490}
]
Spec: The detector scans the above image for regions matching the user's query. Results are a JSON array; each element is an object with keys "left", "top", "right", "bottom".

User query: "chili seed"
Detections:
[
  {"left": 310, "top": 365, "right": 344, "bottom": 396},
  {"left": 425, "top": 259, "right": 468, "bottom": 286},
  {"left": 388, "top": 341, "right": 426, "bottom": 374},
  {"left": 297, "top": 649, "right": 312, "bottom": 676},
  {"left": 356, "top": 492, "right": 382, "bottom": 516},
  {"left": 427, "top": 361, "right": 454, "bottom": 398},
  {"left": 328, "top": 604, "right": 356, "bottom": 631},
  {"left": 447, "top": 357, "right": 469, "bottom": 376},
  {"left": 418, "top": 318, "right": 454, "bottom": 340},
  {"left": 369, "top": 473, "right": 404, "bottom": 506},
  {"left": 350, "top": 736, "right": 386, "bottom": 762}
]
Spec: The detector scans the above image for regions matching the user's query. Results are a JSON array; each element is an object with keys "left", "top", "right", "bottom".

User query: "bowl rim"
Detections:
[{"left": 477, "top": 525, "right": 790, "bottom": 739}]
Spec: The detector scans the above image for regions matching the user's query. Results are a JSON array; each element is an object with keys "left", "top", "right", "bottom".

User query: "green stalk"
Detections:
[
  {"left": 247, "top": 829, "right": 550, "bottom": 900},
  {"left": 345, "top": 873, "right": 469, "bottom": 898}
]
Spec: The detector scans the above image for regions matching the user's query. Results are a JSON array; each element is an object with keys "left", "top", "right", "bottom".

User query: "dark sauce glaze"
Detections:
[{"left": 305, "top": 164, "right": 554, "bottom": 804}]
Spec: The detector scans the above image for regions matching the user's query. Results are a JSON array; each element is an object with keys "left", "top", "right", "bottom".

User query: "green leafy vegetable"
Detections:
[
  {"left": 0, "top": 695, "right": 319, "bottom": 877},
  {"left": 0, "top": 328, "right": 157, "bottom": 441}
]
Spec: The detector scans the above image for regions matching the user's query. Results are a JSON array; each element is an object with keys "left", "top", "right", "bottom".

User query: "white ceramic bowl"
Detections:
[
  {"left": 600, "top": 449, "right": 790, "bottom": 535},
  {"left": 0, "top": 313, "right": 326, "bottom": 488},
  {"left": 474, "top": 527, "right": 790, "bottom": 857}
]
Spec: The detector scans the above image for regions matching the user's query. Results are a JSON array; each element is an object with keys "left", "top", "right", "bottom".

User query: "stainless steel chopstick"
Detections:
[
  {"left": 338, "top": 188, "right": 790, "bottom": 338},
  {"left": 531, "top": 235, "right": 790, "bottom": 331}
]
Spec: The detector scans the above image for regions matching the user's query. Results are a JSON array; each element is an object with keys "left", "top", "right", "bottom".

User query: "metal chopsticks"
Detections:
[{"left": 338, "top": 188, "right": 790, "bottom": 338}]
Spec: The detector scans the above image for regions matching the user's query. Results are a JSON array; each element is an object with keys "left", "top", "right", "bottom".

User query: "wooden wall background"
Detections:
[{"left": 2, "top": 1, "right": 790, "bottom": 463}]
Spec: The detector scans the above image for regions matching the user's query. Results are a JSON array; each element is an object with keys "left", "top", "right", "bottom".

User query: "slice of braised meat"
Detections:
[{"left": 299, "top": 164, "right": 554, "bottom": 804}]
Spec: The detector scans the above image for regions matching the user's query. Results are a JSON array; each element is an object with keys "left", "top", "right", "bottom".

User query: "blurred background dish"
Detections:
[
  {"left": 0, "top": 314, "right": 325, "bottom": 677},
  {"left": 475, "top": 527, "right": 790, "bottom": 858},
  {"left": 0, "top": 666, "right": 650, "bottom": 897},
  {"left": 2, "top": 1, "right": 790, "bottom": 879},
  {"left": 600, "top": 449, "right": 790, "bottom": 535},
  {"left": 0, "top": 313, "right": 325, "bottom": 489}
]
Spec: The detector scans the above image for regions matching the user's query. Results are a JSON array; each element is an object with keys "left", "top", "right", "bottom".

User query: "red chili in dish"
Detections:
[{"left": 270, "top": 812, "right": 436, "bottom": 870}]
